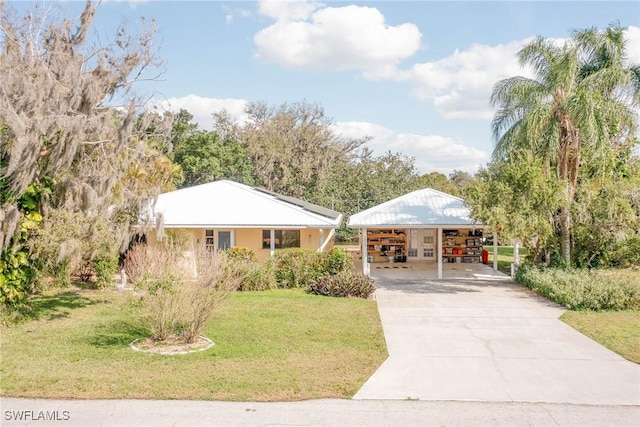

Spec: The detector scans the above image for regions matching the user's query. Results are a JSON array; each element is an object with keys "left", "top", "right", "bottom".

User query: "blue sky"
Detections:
[{"left": 14, "top": 1, "right": 640, "bottom": 174}]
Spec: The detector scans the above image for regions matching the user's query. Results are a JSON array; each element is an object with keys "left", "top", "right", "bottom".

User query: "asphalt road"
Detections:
[{"left": 2, "top": 397, "right": 639, "bottom": 427}]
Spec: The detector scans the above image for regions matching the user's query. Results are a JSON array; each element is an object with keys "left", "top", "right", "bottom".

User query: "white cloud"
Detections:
[
  {"left": 371, "top": 25, "right": 640, "bottom": 120},
  {"left": 254, "top": 1, "right": 421, "bottom": 71},
  {"left": 258, "top": 0, "right": 322, "bottom": 21},
  {"left": 400, "top": 40, "right": 534, "bottom": 120},
  {"left": 153, "top": 95, "right": 248, "bottom": 130},
  {"left": 332, "top": 121, "right": 489, "bottom": 175},
  {"left": 624, "top": 26, "right": 640, "bottom": 65}
]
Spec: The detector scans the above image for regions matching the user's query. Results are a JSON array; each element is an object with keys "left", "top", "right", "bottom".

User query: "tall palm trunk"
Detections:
[{"left": 558, "top": 120, "right": 580, "bottom": 266}]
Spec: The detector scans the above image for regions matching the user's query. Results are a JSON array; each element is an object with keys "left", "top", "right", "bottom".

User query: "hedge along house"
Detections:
[
  {"left": 347, "top": 188, "right": 497, "bottom": 279},
  {"left": 144, "top": 180, "right": 342, "bottom": 260}
]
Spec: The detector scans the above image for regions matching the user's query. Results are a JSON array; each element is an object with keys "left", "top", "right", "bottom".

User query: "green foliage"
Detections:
[
  {"left": 236, "top": 260, "right": 277, "bottom": 292},
  {"left": 310, "top": 149, "right": 424, "bottom": 242},
  {"left": 94, "top": 252, "right": 119, "bottom": 289},
  {"left": 515, "top": 265, "right": 640, "bottom": 311},
  {"left": 271, "top": 248, "right": 354, "bottom": 289},
  {"left": 308, "top": 271, "right": 375, "bottom": 299},
  {"left": 489, "top": 24, "right": 639, "bottom": 265},
  {"left": 323, "top": 247, "right": 354, "bottom": 275},
  {"left": 465, "top": 158, "right": 563, "bottom": 263},
  {"left": 0, "top": 183, "right": 45, "bottom": 306},
  {"left": 226, "top": 246, "right": 258, "bottom": 262},
  {"left": 272, "top": 248, "right": 324, "bottom": 288},
  {"left": 0, "top": 247, "right": 36, "bottom": 306},
  {"left": 607, "top": 238, "right": 640, "bottom": 268}
]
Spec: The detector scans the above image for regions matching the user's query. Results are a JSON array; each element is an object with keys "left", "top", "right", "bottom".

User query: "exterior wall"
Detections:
[{"left": 148, "top": 227, "right": 333, "bottom": 262}]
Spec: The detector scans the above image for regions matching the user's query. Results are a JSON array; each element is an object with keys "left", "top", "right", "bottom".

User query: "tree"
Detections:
[
  {"left": 215, "top": 101, "right": 366, "bottom": 198},
  {"left": 417, "top": 172, "right": 459, "bottom": 196},
  {"left": 465, "top": 157, "right": 563, "bottom": 264},
  {"left": 0, "top": 1, "right": 172, "bottom": 302},
  {"left": 311, "top": 149, "right": 422, "bottom": 241},
  {"left": 490, "top": 24, "right": 639, "bottom": 264}
]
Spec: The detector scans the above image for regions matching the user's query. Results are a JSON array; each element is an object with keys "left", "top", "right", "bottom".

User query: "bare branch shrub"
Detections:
[{"left": 128, "top": 244, "right": 242, "bottom": 344}]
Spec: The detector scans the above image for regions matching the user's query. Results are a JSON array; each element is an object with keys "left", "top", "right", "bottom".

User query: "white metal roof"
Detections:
[
  {"left": 150, "top": 180, "right": 342, "bottom": 229},
  {"left": 347, "top": 188, "right": 482, "bottom": 228}
]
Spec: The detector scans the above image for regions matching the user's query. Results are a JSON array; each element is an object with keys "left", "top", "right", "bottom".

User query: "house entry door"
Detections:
[{"left": 408, "top": 229, "right": 436, "bottom": 260}]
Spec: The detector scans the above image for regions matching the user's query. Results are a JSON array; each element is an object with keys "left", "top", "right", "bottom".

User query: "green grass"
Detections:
[
  {"left": 561, "top": 310, "right": 640, "bottom": 363},
  {"left": 0, "top": 288, "right": 387, "bottom": 401},
  {"left": 515, "top": 266, "right": 640, "bottom": 364},
  {"left": 486, "top": 245, "right": 529, "bottom": 275}
]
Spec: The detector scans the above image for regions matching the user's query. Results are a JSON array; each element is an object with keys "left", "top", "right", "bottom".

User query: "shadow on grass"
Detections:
[
  {"left": 89, "top": 320, "right": 148, "bottom": 348},
  {"left": 24, "top": 292, "right": 96, "bottom": 321}
]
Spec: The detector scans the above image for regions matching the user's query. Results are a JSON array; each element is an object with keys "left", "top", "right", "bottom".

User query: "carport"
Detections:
[{"left": 347, "top": 188, "right": 497, "bottom": 279}]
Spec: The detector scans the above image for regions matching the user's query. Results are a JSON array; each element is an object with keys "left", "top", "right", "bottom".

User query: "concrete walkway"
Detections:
[{"left": 354, "top": 264, "right": 640, "bottom": 405}]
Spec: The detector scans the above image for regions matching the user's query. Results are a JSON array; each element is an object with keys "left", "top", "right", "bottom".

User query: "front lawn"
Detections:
[
  {"left": 561, "top": 310, "right": 640, "bottom": 363},
  {"left": 0, "top": 288, "right": 387, "bottom": 401}
]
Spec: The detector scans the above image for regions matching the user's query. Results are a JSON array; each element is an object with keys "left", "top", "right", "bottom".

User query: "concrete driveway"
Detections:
[{"left": 354, "top": 264, "right": 640, "bottom": 405}]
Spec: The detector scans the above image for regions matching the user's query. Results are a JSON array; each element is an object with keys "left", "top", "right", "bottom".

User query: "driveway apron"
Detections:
[{"left": 353, "top": 265, "right": 640, "bottom": 405}]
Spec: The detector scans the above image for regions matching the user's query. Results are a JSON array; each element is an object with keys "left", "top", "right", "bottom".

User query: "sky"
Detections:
[{"left": 11, "top": 0, "right": 640, "bottom": 174}]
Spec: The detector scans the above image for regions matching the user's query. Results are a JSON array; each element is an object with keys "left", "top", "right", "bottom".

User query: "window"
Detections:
[
  {"left": 262, "top": 230, "right": 300, "bottom": 249},
  {"left": 205, "top": 229, "right": 215, "bottom": 250},
  {"left": 218, "top": 231, "right": 231, "bottom": 250}
]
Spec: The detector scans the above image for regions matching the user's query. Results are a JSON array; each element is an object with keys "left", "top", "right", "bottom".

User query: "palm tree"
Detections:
[{"left": 490, "top": 25, "right": 639, "bottom": 265}]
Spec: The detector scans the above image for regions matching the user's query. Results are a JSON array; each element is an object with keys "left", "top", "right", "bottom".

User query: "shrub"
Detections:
[
  {"left": 321, "top": 247, "right": 354, "bottom": 275},
  {"left": 515, "top": 265, "right": 640, "bottom": 310},
  {"left": 129, "top": 245, "right": 241, "bottom": 343},
  {"left": 94, "top": 252, "right": 119, "bottom": 289},
  {"left": 608, "top": 238, "right": 640, "bottom": 268},
  {"left": 226, "top": 246, "right": 258, "bottom": 263},
  {"left": 271, "top": 248, "right": 354, "bottom": 289},
  {"left": 272, "top": 248, "right": 324, "bottom": 288},
  {"left": 308, "top": 271, "right": 375, "bottom": 299},
  {"left": 236, "top": 260, "right": 277, "bottom": 292}
]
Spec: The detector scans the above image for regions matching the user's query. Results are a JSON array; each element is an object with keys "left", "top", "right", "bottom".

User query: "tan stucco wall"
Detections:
[{"left": 148, "top": 227, "right": 334, "bottom": 262}]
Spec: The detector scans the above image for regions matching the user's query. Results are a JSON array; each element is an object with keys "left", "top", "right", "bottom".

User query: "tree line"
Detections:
[{"left": 1, "top": 1, "right": 638, "bottom": 308}]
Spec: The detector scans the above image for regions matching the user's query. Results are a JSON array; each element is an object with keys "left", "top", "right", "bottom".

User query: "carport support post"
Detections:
[
  {"left": 437, "top": 227, "right": 443, "bottom": 279},
  {"left": 493, "top": 230, "right": 498, "bottom": 271},
  {"left": 270, "top": 229, "right": 275, "bottom": 257},
  {"left": 361, "top": 228, "right": 370, "bottom": 276}
]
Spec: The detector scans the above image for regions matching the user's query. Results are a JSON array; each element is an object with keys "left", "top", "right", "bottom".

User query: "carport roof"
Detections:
[{"left": 347, "top": 188, "right": 482, "bottom": 228}]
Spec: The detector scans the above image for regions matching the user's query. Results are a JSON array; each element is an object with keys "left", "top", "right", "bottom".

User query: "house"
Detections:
[
  {"left": 145, "top": 180, "right": 342, "bottom": 260},
  {"left": 347, "top": 188, "right": 495, "bottom": 278}
]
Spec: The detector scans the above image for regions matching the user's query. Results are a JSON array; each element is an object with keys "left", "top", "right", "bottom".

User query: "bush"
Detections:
[
  {"left": 608, "top": 238, "right": 640, "bottom": 268},
  {"left": 308, "top": 271, "right": 375, "bottom": 299},
  {"left": 272, "top": 248, "right": 324, "bottom": 288},
  {"left": 321, "top": 247, "right": 354, "bottom": 275},
  {"left": 236, "top": 259, "right": 277, "bottom": 292},
  {"left": 272, "top": 248, "right": 354, "bottom": 289},
  {"left": 515, "top": 265, "right": 640, "bottom": 310},
  {"left": 226, "top": 246, "right": 258, "bottom": 263},
  {"left": 128, "top": 245, "right": 241, "bottom": 343},
  {"left": 94, "top": 252, "right": 119, "bottom": 289}
]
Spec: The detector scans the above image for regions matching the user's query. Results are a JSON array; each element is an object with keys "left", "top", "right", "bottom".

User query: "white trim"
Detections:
[
  {"left": 270, "top": 229, "right": 275, "bottom": 257},
  {"left": 493, "top": 230, "right": 498, "bottom": 271},
  {"left": 437, "top": 227, "right": 443, "bottom": 279},
  {"left": 361, "top": 228, "right": 369, "bottom": 276}
]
